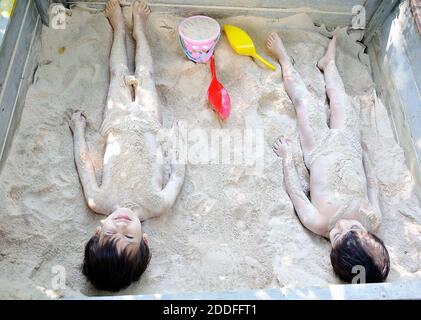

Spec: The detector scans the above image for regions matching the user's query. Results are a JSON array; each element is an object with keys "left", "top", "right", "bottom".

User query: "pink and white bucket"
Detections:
[{"left": 178, "top": 15, "right": 221, "bottom": 63}]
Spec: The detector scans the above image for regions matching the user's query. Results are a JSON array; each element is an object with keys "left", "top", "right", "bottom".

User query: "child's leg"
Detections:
[
  {"left": 267, "top": 32, "right": 329, "bottom": 157},
  {"left": 317, "top": 36, "right": 357, "bottom": 133},
  {"left": 132, "top": 1, "right": 162, "bottom": 124},
  {"left": 103, "top": 0, "right": 132, "bottom": 124}
]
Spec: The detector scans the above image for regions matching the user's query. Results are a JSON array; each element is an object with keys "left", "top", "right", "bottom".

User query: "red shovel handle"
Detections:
[{"left": 210, "top": 55, "right": 217, "bottom": 79}]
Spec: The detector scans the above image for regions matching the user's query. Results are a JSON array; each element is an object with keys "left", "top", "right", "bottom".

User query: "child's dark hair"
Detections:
[
  {"left": 82, "top": 235, "right": 151, "bottom": 292},
  {"left": 330, "top": 230, "right": 390, "bottom": 283}
]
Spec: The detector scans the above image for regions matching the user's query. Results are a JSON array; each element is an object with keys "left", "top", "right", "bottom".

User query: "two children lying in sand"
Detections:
[{"left": 69, "top": 0, "right": 389, "bottom": 291}]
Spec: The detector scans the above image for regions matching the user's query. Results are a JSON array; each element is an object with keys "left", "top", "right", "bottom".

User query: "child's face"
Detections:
[
  {"left": 96, "top": 208, "right": 147, "bottom": 254},
  {"left": 329, "top": 219, "right": 366, "bottom": 248}
]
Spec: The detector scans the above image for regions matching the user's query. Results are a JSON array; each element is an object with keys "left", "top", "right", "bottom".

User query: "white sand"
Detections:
[
  {"left": 0, "top": 8, "right": 421, "bottom": 299},
  {"left": 179, "top": 16, "right": 220, "bottom": 41}
]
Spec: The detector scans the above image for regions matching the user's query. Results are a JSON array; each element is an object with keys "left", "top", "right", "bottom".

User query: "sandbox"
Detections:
[{"left": 0, "top": 0, "right": 420, "bottom": 299}]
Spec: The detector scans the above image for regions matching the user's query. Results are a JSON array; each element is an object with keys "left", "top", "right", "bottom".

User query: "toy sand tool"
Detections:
[
  {"left": 208, "top": 55, "right": 230, "bottom": 120},
  {"left": 224, "top": 25, "right": 276, "bottom": 71}
]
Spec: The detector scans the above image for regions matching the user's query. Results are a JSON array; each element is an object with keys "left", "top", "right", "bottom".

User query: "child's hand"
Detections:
[{"left": 273, "top": 136, "right": 291, "bottom": 160}]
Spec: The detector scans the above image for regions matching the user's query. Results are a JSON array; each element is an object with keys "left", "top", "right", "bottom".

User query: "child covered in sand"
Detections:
[
  {"left": 267, "top": 32, "right": 390, "bottom": 283},
  {"left": 69, "top": 0, "right": 185, "bottom": 291}
]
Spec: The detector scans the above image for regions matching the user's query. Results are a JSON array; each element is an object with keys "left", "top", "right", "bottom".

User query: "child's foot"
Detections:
[
  {"left": 273, "top": 136, "right": 291, "bottom": 160},
  {"left": 266, "top": 32, "right": 291, "bottom": 66},
  {"left": 317, "top": 35, "right": 337, "bottom": 71},
  {"left": 132, "top": 0, "right": 151, "bottom": 39},
  {"left": 105, "top": 0, "right": 124, "bottom": 31},
  {"left": 69, "top": 111, "right": 87, "bottom": 134}
]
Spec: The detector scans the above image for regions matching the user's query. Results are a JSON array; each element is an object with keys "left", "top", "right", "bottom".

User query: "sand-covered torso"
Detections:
[
  {"left": 99, "top": 108, "right": 166, "bottom": 215},
  {"left": 308, "top": 129, "right": 376, "bottom": 231}
]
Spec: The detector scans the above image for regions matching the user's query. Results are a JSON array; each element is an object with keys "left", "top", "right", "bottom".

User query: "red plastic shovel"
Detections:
[{"left": 207, "top": 55, "right": 230, "bottom": 120}]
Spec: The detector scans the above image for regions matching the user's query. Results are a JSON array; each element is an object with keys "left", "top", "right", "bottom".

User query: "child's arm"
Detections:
[
  {"left": 361, "top": 142, "right": 381, "bottom": 213},
  {"left": 161, "top": 162, "right": 186, "bottom": 210},
  {"left": 361, "top": 142, "right": 382, "bottom": 230},
  {"left": 70, "top": 111, "right": 109, "bottom": 215},
  {"left": 142, "top": 163, "right": 185, "bottom": 218},
  {"left": 273, "top": 138, "right": 325, "bottom": 236},
  {"left": 142, "top": 121, "right": 186, "bottom": 219}
]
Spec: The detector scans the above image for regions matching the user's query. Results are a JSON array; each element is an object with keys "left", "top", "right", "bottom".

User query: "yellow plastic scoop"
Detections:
[{"left": 224, "top": 24, "right": 276, "bottom": 71}]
